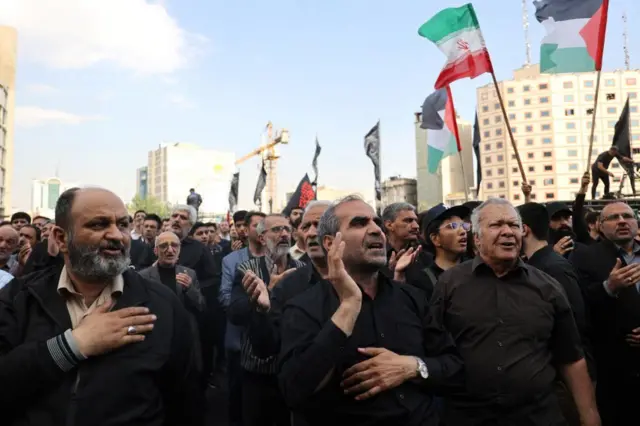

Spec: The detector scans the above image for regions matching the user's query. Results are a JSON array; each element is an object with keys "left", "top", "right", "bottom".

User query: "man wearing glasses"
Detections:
[
  {"left": 421, "top": 203, "right": 471, "bottom": 292},
  {"left": 228, "top": 214, "right": 306, "bottom": 426}
]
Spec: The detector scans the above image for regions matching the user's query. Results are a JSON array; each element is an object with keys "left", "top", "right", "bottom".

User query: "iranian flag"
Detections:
[
  {"left": 534, "top": 0, "right": 609, "bottom": 73},
  {"left": 420, "top": 87, "right": 461, "bottom": 174},
  {"left": 418, "top": 3, "right": 493, "bottom": 90}
]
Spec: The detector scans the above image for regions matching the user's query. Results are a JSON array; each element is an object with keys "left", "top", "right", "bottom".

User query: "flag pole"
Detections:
[
  {"left": 586, "top": 70, "right": 603, "bottom": 172},
  {"left": 376, "top": 119, "right": 382, "bottom": 215},
  {"left": 458, "top": 151, "right": 470, "bottom": 202},
  {"left": 490, "top": 71, "right": 527, "bottom": 184}
]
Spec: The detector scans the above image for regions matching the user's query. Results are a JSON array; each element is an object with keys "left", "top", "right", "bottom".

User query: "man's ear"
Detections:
[
  {"left": 522, "top": 224, "right": 530, "bottom": 238},
  {"left": 52, "top": 225, "right": 68, "bottom": 254},
  {"left": 383, "top": 220, "right": 393, "bottom": 233},
  {"left": 322, "top": 235, "right": 334, "bottom": 253}
]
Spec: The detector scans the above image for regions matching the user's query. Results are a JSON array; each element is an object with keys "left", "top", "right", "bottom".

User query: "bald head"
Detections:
[
  {"left": 0, "top": 225, "right": 19, "bottom": 262},
  {"left": 156, "top": 231, "right": 180, "bottom": 247},
  {"left": 155, "top": 231, "right": 181, "bottom": 266}
]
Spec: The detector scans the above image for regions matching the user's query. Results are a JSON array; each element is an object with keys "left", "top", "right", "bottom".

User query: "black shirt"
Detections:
[
  {"left": 594, "top": 151, "right": 622, "bottom": 170},
  {"left": 431, "top": 257, "right": 584, "bottom": 424},
  {"left": 157, "top": 265, "right": 178, "bottom": 294},
  {"left": 178, "top": 237, "right": 218, "bottom": 288},
  {"left": 278, "top": 272, "right": 462, "bottom": 426}
]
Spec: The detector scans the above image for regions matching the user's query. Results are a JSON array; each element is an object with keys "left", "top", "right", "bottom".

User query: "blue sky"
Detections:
[{"left": 4, "top": 0, "right": 638, "bottom": 211}]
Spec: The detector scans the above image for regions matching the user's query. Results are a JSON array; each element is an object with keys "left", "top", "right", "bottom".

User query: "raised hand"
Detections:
[
  {"left": 607, "top": 258, "right": 640, "bottom": 294},
  {"left": 242, "top": 271, "right": 270, "bottom": 312},
  {"left": 327, "top": 232, "right": 361, "bottom": 302},
  {"left": 268, "top": 265, "right": 296, "bottom": 290}
]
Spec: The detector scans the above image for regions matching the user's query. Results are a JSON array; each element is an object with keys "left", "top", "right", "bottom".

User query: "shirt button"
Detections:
[
  {"left": 498, "top": 318, "right": 504, "bottom": 325},
  {"left": 399, "top": 393, "right": 404, "bottom": 400},
  {"left": 497, "top": 341, "right": 503, "bottom": 347},
  {"left": 497, "top": 366, "right": 503, "bottom": 371},
  {"left": 380, "top": 333, "right": 385, "bottom": 338}
]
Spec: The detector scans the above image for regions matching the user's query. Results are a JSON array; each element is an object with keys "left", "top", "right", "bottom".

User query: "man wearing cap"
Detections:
[
  {"left": 591, "top": 146, "right": 632, "bottom": 199},
  {"left": 419, "top": 204, "right": 470, "bottom": 296},
  {"left": 546, "top": 202, "right": 593, "bottom": 260}
]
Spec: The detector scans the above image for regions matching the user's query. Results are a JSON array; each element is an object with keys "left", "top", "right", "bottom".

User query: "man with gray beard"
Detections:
[
  {"left": 229, "top": 213, "right": 305, "bottom": 426},
  {"left": 0, "top": 187, "right": 203, "bottom": 426}
]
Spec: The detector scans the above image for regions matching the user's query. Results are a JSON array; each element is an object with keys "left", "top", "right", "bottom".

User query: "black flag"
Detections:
[
  {"left": 364, "top": 121, "right": 381, "bottom": 202},
  {"left": 282, "top": 174, "right": 316, "bottom": 217},
  {"left": 253, "top": 162, "right": 267, "bottom": 206},
  {"left": 311, "top": 137, "right": 321, "bottom": 186},
  {"left": 472, "top": 112, "right": 482, "bottom": 194},
  {"left": 228, "top": 172, "right": 239, "bottom": 213},
  {"left": 613, "top": 97, "right": 631, "bottom": 158}
]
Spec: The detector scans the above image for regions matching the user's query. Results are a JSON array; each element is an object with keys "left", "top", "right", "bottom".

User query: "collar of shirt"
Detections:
[
  {"left": 526, "top": 244, "right": 556, "bottom": 266},
  {"left": 471, "top": 255, "right": 528, "bottom": 277},
  {"left": 615, "top": 241, "right": 640, "bottom": 291},
  {"left": 289, "top": 244, "right": 305, "bottom": 258},
  {"left": 264, "top": 253, "right": 298, "bottom": 273},
  {"left": 130, "top": 230, "right": 141, "bottom": 240},
  {"left": 57, "top": 265, "right": 124, "bottom": 297}
]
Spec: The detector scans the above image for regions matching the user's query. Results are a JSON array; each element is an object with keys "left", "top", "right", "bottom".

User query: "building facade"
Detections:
[
  {"left": 0, "top": 27, "right": 17, "bottom": 219},
  {"left": 415, "top": 114, "right": 474, "bottom": 211},
  {"left": 381, "top": 177, "right": 418, "bottom": 208},
  {"left": 146, "top": 143, "right": 235, "bottom": 215},
  {"left": 136, "top": 166, "right": 148, "bottom": 200},
  {"left": 477, "top": 65, "right": 640, "bottom": 202},
  {"left": 31, "top": 177, "right": 78, "bottom": 219}
]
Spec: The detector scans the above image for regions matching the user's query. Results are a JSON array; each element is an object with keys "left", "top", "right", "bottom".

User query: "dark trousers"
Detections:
[
  {"left": 227, "top": 350, "right": 243, "bottom": 426},
  {"left": 591, "top": 168, "right": 610, "bottom": 199},
  {"left": 597, "top": 374, "right": 640, "bottom": 426},
  {"left": 199, "top": 286, "right": 226, "bottom": 386},
  {"left": 242, "top": 370, "right": 290, "bottom": 426}
]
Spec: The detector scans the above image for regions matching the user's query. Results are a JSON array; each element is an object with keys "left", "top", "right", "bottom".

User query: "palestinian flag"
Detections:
[
  {"left": 418, "top": 3, "right": 493, "bottom": 90},
  {"left": 534, "top": 0, "right": 609, "bottom": 73},
  {"left": 420, "top": 87, "right": 461, "bottom": 173}
]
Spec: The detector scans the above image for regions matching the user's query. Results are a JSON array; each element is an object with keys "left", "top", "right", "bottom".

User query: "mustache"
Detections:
[
  {"left": 306, "top": 237, "right": 320, "bottom": 246},
  {"left": 101, "top": 242, "right": 125, "bottom": 251}
]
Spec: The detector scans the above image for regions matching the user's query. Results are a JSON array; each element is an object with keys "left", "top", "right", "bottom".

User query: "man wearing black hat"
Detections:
[{"left": 591, "top": 146, "right": 632, "bottom": 199}]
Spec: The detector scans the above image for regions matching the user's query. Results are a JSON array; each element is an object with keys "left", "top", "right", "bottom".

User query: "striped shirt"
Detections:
[{"left": 236, "top": 255, "right": 305, "bottom": 375}]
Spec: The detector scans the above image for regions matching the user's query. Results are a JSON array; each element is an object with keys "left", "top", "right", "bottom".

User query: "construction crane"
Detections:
[{"left": 235, "top": 121, "right": 290, "bottom": 213}]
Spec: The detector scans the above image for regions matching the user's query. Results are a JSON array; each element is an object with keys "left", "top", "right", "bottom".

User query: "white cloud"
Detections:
[
  {"left": 0, "top": 0, "right": 207, "bottom": 74},
  {"left": 16, "top": 106, "right": 105, "bottom": 128},
  {"left": 25, "top": 84, "right": 59, "bottom": 95},
  {"left": 167, "top": 94, "right": 196, "bottom": 109}
]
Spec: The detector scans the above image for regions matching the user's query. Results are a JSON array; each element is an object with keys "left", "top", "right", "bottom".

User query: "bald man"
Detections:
[
  {"left": 0, "top": 224, "right": 19, "bottom": 274},
  {"left": 0, "top": 187, "right": 203, "bottom": 426}
]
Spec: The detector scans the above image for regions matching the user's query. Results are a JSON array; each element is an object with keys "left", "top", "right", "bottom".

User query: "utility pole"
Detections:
[
  {"left": 522, "top": 0, "right": 531, "bottom": 66},
  {"left": 623, "top": 11, "right": 630, "bottom": 71}
]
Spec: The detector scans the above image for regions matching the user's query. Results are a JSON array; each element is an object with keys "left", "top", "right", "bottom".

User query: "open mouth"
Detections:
[
  {"left": 367, "top": 242, "right": 385, "bottom": 249},
  {"left": 102, "top": 248, "right": 123, "bottom": 256},
  {"left": 498, "top": 241, "right": 516, "bottom": 249},
  {"left": 307, "top": 241, "right": 319, "bottom": 247}
]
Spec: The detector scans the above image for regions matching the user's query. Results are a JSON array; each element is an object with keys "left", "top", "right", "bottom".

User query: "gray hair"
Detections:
[
  {"left": 382, "top": 202, "right": 416, "bottom": 223},
  {"left": 171, "top": 204, "right": 197, "bottom": 225},
  {"left": 317, "top": 194, "right": 366, "bottom": 248},
  {"left": 255, "top": 214, "right": 283, "bottom": 234},
  {"left": 470, "top": 198, "right": 522, "bottom": 236},
  {"left": 304, "top": 200, "right": 332, "bottom": 216}
]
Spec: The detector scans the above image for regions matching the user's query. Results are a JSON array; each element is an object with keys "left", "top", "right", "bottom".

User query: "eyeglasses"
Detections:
[
  {"left": 269, "top": 225, "right": 292, "bottom": 234},
  {"left": 602, "top": 213, "right": 635, "bottom": 222},
  {"left": 157, "top": 242, "right": 180, "bottom": 250},
  {"left": 440, "top": 222, "right": 471, "bottom": 232}
]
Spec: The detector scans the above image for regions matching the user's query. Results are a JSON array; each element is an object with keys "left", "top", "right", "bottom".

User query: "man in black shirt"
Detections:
[
  {"left": 278, "top": 195, "right": 462, "bottom": 426},
  {"left": 431, "top": 198, "right": 599, "bottom": 426},
  {"left": 591, "top": 146, "right": 632, "bottom": 199}
]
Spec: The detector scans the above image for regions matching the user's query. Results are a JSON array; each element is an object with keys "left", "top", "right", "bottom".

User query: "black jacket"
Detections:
[{"left": 0, "top": 266, "right": 203, "bottom": 426}]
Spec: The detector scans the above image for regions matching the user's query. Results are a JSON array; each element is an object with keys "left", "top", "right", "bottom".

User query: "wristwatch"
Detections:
[{"left": 414, "top": 357, "right": 429, "bottom": 379}]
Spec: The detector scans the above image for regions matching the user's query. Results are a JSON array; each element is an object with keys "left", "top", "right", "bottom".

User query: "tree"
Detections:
[{"left": 128, "top": 194, "right": 171, "bottom": 218}]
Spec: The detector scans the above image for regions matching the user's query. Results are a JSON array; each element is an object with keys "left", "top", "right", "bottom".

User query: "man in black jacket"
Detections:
[{"left": 0, "top": 187, "right": 203, "bottom": 426}]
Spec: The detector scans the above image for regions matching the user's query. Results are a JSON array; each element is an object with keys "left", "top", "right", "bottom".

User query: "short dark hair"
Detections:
[
  {"left": 585, "top": 211, "right": 599, "bottom": 226},
  {"left": 11, "top": 212, "right": 31, "bottom": 224},
  {"left": 291, "top": 216, "right": 302, "bottom": 230},
  {"left": 205, "top": 222, "right": 218, "bottom": 231},
  {"left": 55, "top": 188, "right": 81, "bottom": 232},
  {"left": 143, "top": 213, "right": 162, "bottom": 229},
  {"left": 245, "top": 211, "right": 266, "bottom": 227},
  {"left": 517, "top": 202, "right": 550, "bottom": 241},
  {"left": 22, "top": 224, "right": 41, "bottom": 242},
  {"left": 189, "top": 221, "right": 208, "bottom": 236},
  {"left": 162, "top": 217, "right": 170, "bottom": 223},
  {"left": 233, "top": 210, "right": 248, "bottom": 225}
]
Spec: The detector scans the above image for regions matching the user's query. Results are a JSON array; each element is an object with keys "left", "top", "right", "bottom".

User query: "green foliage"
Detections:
[{"left": 128, "top": 194, "right": 171, "bottom": 218}]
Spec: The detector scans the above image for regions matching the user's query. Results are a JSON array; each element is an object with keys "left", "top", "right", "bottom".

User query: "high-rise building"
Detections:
[
  {"left": 0, "top": 27, "right": 17, "bottom": 219},
  {"left": 136, "top": 166, "right": 148, "bottom": 200},
  {"left": 415, "top": 114, "right": 474, "bottom": 210},
  {"left": 146, "top": 143, "right": 235, "bottom": 215},
  {"left": 477, "top": 65, "right": 640, "bottom": 203},
  {"left": 31, "top": 177, "right": 78, "bottom": 219},
  {"left": 381, "top": 177, "right": 418, "bottom": 208}
]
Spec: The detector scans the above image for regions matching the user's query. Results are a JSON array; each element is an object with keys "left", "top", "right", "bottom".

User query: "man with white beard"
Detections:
[{"left": 229, "top": 213, "right": 305, "bottom": 426}]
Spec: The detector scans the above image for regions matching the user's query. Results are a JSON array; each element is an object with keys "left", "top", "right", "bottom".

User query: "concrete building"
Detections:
[
  {"left": 477, "top": 65, "right": 640, "bottom": 203},
  {"left": 146, "top": 143, "right": 235, "bottom": 215},
  {"left": 415, "top": 114, "right": 474, "bottom": 211},
  {"left": 0, "top": 27, "right": 17, "bottom": 219},
  {"left": 381, "top": 176, "right": 417, "bottom": 208},
  {"left": 136, "top": 166, "right": 148, "bottom": 200},
  {"left": 31, "top": 177, "right": 78, "bottom": 219}
]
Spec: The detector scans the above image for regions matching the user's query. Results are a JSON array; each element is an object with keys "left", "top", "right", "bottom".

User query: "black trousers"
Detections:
[
  {"left": 591, "top": 168, "right": 610, "bottom": 199},
  {"left": 242, "top": 371, "right": 290, "bottom": 426},
  {"left": 597, "top": 374, "right": 640, "bottom": 426},
  {"left": 227, "top": 350, "right": 243, "bottom": 426}
]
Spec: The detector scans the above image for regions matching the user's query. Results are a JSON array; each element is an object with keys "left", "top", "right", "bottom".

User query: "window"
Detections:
[
  {"left": 527, "top": 152, "right": 534, "bottom": 159},
  {"left": 540, "top": 96, "right": 549, "bottom": 103},
  {"left": 566, "top": 122, "right": 576, "bottom": 129},
  {"left": 543, "top": 151, "right": 552, "bottom": 158},
  {"left": 545, "top": 193, "right": 555, "bottom": 200},
  {"left": 499, "top": 195, "right": 506, "bottom": 199},
  {"left": 568, "top": 149, "right": 578, "bottom": 157},
  {"left": 514, "top": 194, "right": 521, "bottom": 201},
  {"left": 531, "top": 194, "right": 537, "bottom": 200},
  {"left": 485, "top": 156, "right": 491, "bottom": 164},
  {"left": 497, "top": 168, "right": 505, "bottom": 176},
  {"left": 584, "top": 80, "right": 594, "bottom": 88},
  {"left": 633, "top": 135, "right": 640, "bottom": 141},
  {"left": 484, "top": 131, "right": 490, "bottom": 138},
  {"left": 607, "top": 107, "right": 617, "bottom": 114},
  {"left": 486, "top": 169, "right": 493, "bottom": 177},
  {"left": 564, "top": 95, "right": 574, "bottom": 102},
  {"left": 484, "top": 143, "right": 491, "bottom": 151},
  {"left": 606, "top": 93, "right": 616, "bottom": 100},
  {"left": 612, "top": 162, "right": 620, "bottom": 169},
  {"left": 567, "top": 135, "right": 577, "bottom": 143},
  {"left": 497, "top": 154, "right": 504, "bottom": 161},
  {"left": 544, "top": 165, "right": 553, "bottom": 171},
  {"left": 508, "top": 113, "right": 516, "bottom": 120},
  {"left": 487, "top": 183, "right": 493, "bottom": 189},
  {"left": 524, "top": 99, "right": 531, "bottom": 105},
  {"left": 539, "top": 83, "right": 548, "bottom": 90},
  {"left": 541, "top": 124, "right": 551, "bottom": 130},
  {"left": 529, "top": 179, "right": 536, "bottom": 186},
  {"left": 542, "top": 137, "right": 552, "bottom": 144},
  {"left": 626, "top": 78, "right": 637, "bottom": 85},
  {"left": 570, "top": 178, "right": 579, "bottom": 184},
  {"left": 569, "top": 163, "right": 579, "bottom": 171},
  {"left": 511, "top": 126, "right": 517, "bottom": 133},
  {"left": 586, "top": 108, "right": 594, "bottom": 115},
  {"left": 565, "top": 108, "right": 575, "bottom": 116},
  {"left": 508, "top": 100, "right": 515, "bottom": 107},
  {"left": 513, "top": 181, "right": 519, "bottom": 187},
  {"left": 496, "top": 129, "right": 503, "bottom": 136},
  {"left": 605, "top": 79, "right": 615, "bottom": 87},
  {"left": 631, "top": 106, "right": 638, "bottom": 113},
  {"left": 494, "top": 115, "right": 502, "bottom": 123},
  {"left": 544, "top": 178, "right": 554, "bottom": 185},
  {"left": 499, "top": 182, "right": 505, "bottom": 188},
  {"left": 512, "top": 167, "right": 518, "bottom": 173},
  {"left": 497, "top": 142, "right": 503, "bottom": 149},
  {"left": 526, "top": 125, "right": 533, "bottom": 132},
  {"left": 482, "top": 105, "right": 489, "bottom": 112},
  {"left": 585, "top": 94, "right": 594, "bottom": 102},
  {"left": 540, "top": 110, "right": 551, "bottom": 117},
  {"left": 630, "top": 92, "right": 638, "bottom": 99},
  {"left": 525, "top": 112, "right": 532, "bottom": 119},
  {"left": 633, "top": 120, "right": 640, "bottom": 127},
  {"left": 507, "top": 87, "right": 514, "bottom": 94},
  {"left": 511, "top": 154, "right": 517, "bottom": 160},
  {"left": 483, "top": 118, "right": 490, "bottom": 125},
  {"left": 608, "top": 120, "right": 617, "bottom": 128},
  {"left": 528, "top": 166, "right": 535, "bottom": 172},
  {"left": 495, "top": 103, "right": 500, "bottom": 110},
  {"left": 523, "top": 85, "right": 530, "bottom": 92},
  {"left": 563, "top": 81, "right": 573, "bottom": 89},
  {"left": 633, "top": 148, "right": 640, "bottom": 155},
  {"left": 526, "top": 139, "right": 534, "bottom": 146}
]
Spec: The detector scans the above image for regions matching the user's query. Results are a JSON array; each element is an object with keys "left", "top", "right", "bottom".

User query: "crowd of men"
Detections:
[{"left": 0, "top": 170, "right": 638, "bottom": 425}]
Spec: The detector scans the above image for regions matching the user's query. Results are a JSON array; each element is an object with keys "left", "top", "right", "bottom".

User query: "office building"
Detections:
[
  {"left": 146, "top": 143, "right": 235, "bottom": 215},
  {"left": 31, "top": 177, "right": 78, "bottom": 219},
  {"left": 477, "top": 65, "right": 640, "bottom": 202},
  {"left": 0, "top": 27, "right": 17, "bottom": 218},
  {"left": 136, "top": 166, "right": 148, "bottom": 200},
  {"left": 381, "top": 177, "right": 417, "bottom": 208},
  {"left": 415, "top": 114, "right": 474, "bottom": 210}
]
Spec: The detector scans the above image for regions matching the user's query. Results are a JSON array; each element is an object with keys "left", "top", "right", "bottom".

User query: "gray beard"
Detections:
[{"left": 67, "top": 232, "right": 131, "bottom": 282}]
